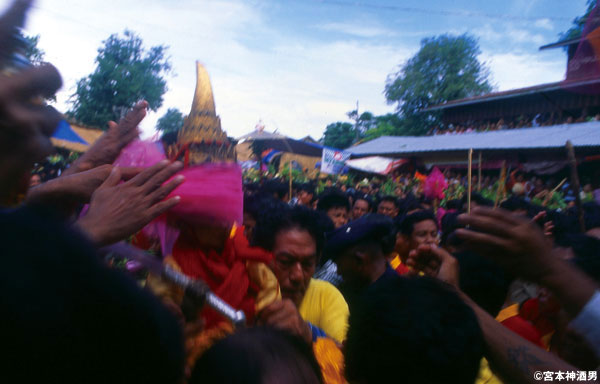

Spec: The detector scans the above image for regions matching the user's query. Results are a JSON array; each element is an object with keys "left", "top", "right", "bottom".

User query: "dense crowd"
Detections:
[
  {"left": 2, "top": 1, "right": 599, "bottom": 383},
  {"left": 428, "top": 111, "right": 600, "bottom": 136}
]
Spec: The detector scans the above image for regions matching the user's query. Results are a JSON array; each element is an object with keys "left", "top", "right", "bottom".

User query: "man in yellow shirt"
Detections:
[{"left": 252, "top": 202, "right": 349, "bottom": 344}]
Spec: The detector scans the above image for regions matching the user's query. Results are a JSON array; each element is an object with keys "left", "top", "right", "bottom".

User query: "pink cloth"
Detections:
[
  {"left": 112, "top": 140, "right": 243, "bottom": 257},
  {"left": 166, "top": 163, "right": 243, "bottom": 227},
  {"left": 424, "top": 167, "right": 448, "bottom": 201}
]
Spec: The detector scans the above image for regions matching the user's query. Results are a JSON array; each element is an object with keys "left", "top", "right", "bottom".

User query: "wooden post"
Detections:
[
  {"left": 467, "top": 149, "right": 473, "bottom": 213},
  {"left": 494, "top": 161, "right": 507, "bottom": 209},
  {"left": 542, "top": 178, "right": 567, "bottom": 207},
  {"left": 477, "top": 152, "right": 482, "bottom": 192},
  {"left": 566, "top": 141, "right": 585, "bottom": 232}
]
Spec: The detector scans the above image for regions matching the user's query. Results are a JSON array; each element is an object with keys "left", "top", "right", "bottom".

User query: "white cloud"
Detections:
[
  {"left": 481, "top": 51, "right": 565, "bottom": 90},
  {"left": 473, "top": 23, "right": 546, "bottom": 46},
  {"left": 317, "top": 22, "right": 396, "bottom": 38},
  {"left": 534, "top": 18, "right": 554, "bottom": 31},
  {"left": 3, "top": 0, "right": 571, "bottom": 142}
]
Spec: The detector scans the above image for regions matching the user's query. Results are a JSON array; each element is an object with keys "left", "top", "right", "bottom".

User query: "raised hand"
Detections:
[
  {"left": 76, "top": 160, "right": 184, "bottom": 246},
  {"left": 63, "top": 100, "right": 148, "bottom": 176},
  {"left": 455, "top": 207, "right": 555, "bottom": 283},
  {"left": 257, "top": 299, "right": 312, "bottom": 344},
  {"left": 26, "top": 164, "right": 143, "bottom": 211},
  {"left": 406, "top": 244, "right": 459, "bottom": 288}
]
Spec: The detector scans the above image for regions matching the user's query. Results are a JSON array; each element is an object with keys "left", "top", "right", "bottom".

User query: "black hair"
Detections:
[
  {"left": 397, "top": 194, "right": 424, "bottom": 215},
  {"left": 445, "top": 199, "right": 463, "bottom": 211},
  {"left": 259, "top": 179, "right": 289, "bottom": 200},
  {"left": 344, "top": 276, "right": 484, "bottom": 384},
  {"left": 564, "top": 234, "right": 600, "bottom": 283},
  {"left": 353, "top": 194, "right": 373, "bottom": 210},
  {"left": 583, "top": 202, "right": 600, "bottom": 231},
  {"left": 252, "top": 204, "right": 329, "bottom": 257},
  {"left": 454, "top": 250, "right": 511, "bottom": 317},
  {"left": 297, "top": 183, "right": 315, "bottom": 195},
  {"left": 461, "top": 192, "right": 493, "bottom": 208},
  {"left": 440, "top": 212, "right": 461, "bottom": 246},
  {"left": 500, "top": 196, "right": 530, "bottom": 213},
  {"left": 377, "top": 195, "right": 399, "bottom": 208},
  {"left": 190, "top": 327, "right": 323, "bottom": 384},
  {"left": 316, "top": 190, "right": 350, "bottom": 212},
  {"left": 400, "top": 210, "right": 437, "bottom": 235}
]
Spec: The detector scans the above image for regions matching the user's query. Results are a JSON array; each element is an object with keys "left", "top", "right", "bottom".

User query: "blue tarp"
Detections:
[{"left": 52, "top": 120, "right": 88, "bottom": 145}]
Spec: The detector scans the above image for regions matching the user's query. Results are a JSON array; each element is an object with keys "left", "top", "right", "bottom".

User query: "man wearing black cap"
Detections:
[{"left": 325, "top": 214, "right": 399, "bottom": 305}]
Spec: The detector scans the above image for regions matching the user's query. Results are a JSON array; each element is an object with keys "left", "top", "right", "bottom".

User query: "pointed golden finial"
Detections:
[{"left": 175, "top": 62, "right": 235, "bottom": 164}]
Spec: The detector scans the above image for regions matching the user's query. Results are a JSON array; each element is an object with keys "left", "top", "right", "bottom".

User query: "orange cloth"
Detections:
[
  {"left": 390, "top": 254, "right": 410, "bottom": 275},
  {"left": 313, "top": 338, "right": 346, "bottom": 384},
  {"left": 172, "top": 226, "right": 275, "bottom": 328},
  {"left": 496, "top": 304, "right": 544, "bottom": 348}
]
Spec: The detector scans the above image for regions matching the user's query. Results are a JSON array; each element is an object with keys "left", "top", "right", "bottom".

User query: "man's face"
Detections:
[
  {"left": 335, "top": 245, "right": 371, "bottom": 292},
  {"left": 409, "top": 219, "right": 439, "bottom": 250},
  {"left": 29, "top": 174, "right": 41, "bottom": 187},
  {"left": 298, "top": 190, "right": 313, "bottom": 205},
  {"left": 328, "top": 207, "right": 349, "bottom": 229},
  {"left": 352, "top": 199, "right": 369, "bottom": 220},
  {"left": 271, "top": 228, "right": 317, "bottom": 307},
  {"left": 377, "top": 201, "right": 398, "bottom": 218}
]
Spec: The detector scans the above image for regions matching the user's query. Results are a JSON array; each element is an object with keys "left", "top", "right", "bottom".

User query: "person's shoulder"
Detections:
[{"left": 309, "top": 278, "right": 347, "bottom": 302}]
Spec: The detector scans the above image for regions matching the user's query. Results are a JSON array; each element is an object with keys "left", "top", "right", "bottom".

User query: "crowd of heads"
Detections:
[{"left": 428, "top": 110, "right": 600, "bottom": 136}]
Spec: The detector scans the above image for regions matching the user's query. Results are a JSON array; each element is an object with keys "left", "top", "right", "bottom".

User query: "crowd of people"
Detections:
[
  {"left": 2, "top": 1, "right": 600, "bottom": 383},
  {"left": 428, "top": 111, "right": 600, "bottom": 136}
]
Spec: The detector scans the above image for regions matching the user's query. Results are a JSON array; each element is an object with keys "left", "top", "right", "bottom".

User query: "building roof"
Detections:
[
  {"left": 348, "top": 121, "right": 600, "bottom": 158},
  {"left": 424, "top": 78, "right": 600, "bottom": 112}
]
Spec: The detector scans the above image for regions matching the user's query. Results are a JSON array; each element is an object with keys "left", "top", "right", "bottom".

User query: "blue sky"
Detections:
[{"left": 2, "top": 0, "right": 590, "bottom": 139}]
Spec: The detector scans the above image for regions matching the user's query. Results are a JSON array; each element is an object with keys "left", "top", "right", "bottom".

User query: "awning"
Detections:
[{"left": 345, "top": 156, "right": 408, "bottom": 175}]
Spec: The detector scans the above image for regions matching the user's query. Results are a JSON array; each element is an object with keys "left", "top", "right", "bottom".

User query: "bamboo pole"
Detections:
[
  {"left": 566, "top": 141, "right": 585, "bottom": 232},
  {"left": 541, "top": 178, "right": 567, "bottom": 206},
  {"left": 467, "top": 149, "right": 473, "bottom": 213},
  {"left": 477, "top": 152, "right": 482, "bottom": 192},
  {"left": 494, "top": 161, "right": 507, "bottom": 209}
]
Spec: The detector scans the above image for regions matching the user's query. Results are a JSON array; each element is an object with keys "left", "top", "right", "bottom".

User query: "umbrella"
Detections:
[{"left": 237, "top": 129, "right": 325, "bottom": 157}]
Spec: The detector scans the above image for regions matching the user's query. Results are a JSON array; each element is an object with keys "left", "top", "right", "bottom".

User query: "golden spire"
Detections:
[{"left": 176, "top": 61, "right": 235, "bottom": 164}]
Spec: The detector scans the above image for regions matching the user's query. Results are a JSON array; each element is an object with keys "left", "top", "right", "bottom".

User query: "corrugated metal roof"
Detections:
[
  {"left": 424, "top": 78, "right": 600, "bottom": 111},
  {"left": 348, "top": 122, "right": 600, "bottom": 157}
]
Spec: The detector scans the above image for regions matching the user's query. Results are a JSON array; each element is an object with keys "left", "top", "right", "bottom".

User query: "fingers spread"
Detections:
[
  {"left": 129, "top": 160, "right": 170, "bottom": 186},
  {"left": 99, "top": 166, "right": 121, "bottom": 188},
  {"left": 141, "top": 161, "right": 184, "bottom": 193},
  {"left": 149, "top": 174, "right": 185, "bottom": 204}
]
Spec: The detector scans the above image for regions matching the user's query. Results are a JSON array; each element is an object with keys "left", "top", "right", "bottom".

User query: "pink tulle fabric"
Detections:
[
  {"left": 112, "top": 140, "right": 243, "bottom": 257},
  {"left": 114, "top": 139, "right": 166, "bottom": 167},
  {"left": 165, "top": 163, "right": 243, "bottom": 226},
  {"left": 423, "top": 167, "right": 448, "bottom": 201}
]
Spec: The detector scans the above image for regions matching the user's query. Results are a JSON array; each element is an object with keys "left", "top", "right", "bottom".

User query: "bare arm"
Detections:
[{"left": 460, "top": 292, "right": 577, "bottom": 384}]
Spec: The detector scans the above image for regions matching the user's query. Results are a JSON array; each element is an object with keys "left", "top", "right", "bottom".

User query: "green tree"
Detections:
[
  {"left": 322, "top": 122, "right": 357, "bottom": 149},
  {"left": 156, "top": 108, "right": 184, "bottom": 144},
  {"left": 363, "top": 113, "right": 406, "bottom": 141},
  {"left": 560, "top": 0, "right": 596, "bottom": 43},
  {"left": 69, "top": 30, "right": 171, "bottom": 129},
  {"left": 385, "top": 34, "right": 492, "bottom": 135},
  {"left": 20, "top": 33, "right": 45, "bottom": 64},
  {"left": 156, "top": 108, "right": 184, "bottom": 133}
]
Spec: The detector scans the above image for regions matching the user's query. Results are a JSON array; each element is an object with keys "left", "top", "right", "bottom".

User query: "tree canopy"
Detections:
[
  {"left": 156, "top": 108, "right": 184, "bottom": 144},
  {"left": 384, "top": 34, "right": 492, "bottom": 135},
  {"left": 322, "top": 122, "right": 357, "bottom": 149},
  {"left": 68, "top": 30, "right": 171, "bottom": 129},
  {"left": 560, "top": 0, "right": 597, "bottom": 43}
]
